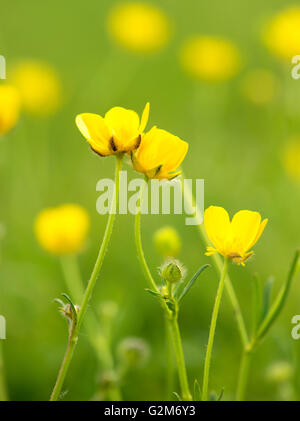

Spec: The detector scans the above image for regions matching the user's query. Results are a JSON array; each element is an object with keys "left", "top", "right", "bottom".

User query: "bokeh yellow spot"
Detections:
[
  {"left": 35, "top": 204, "right": 90, "bottom": 255},
  {"left": 264, "top": 6, "right": 300, "bottom": 60},
  {"left": 180, "top": 36, "right": 241, "bottom": 82},
  {"left": 153, "top": 226, "right": 181, "bottom": 258},
  {"left": 0, "top": 84, "right": 20, "bottom": 136},
  {"left": 282, "top": 138, "right": 300, "bottom": 183},
  {"left": 241, "top": 69, "right": 279, "bottom": 105},
  {"left": 107, "top": 2, "right": 171, "bottom": 53},
  {"left": 10, "top": 60, "right": 62, "bottom": 116}
]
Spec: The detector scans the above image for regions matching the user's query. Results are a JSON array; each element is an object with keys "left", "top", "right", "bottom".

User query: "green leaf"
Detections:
[
  {"left": 261, "top": 276, "right": 275, "bottom": 323},
  {"left": 217, "top": 388, "right": 224, "bottom": 401},
  {"left": 176, "top": 264, "right": 210, "bottom": 303},
  {"left": 251, "top": 273, "right": 262, "bottom": 336},
  {"left": 172, "top": 392, "right": 182, "bottom": 401},
  {"left": 145, "top": 288, "right": 161, "bottom": 298},
  {"left": 193, "top": 378, "right": 202, "bottom": 401},
  {"left": 256, "top": 250, "right": 300, "bottom": 341},
  {"left": 61, "top": 293, "right": 78, "bottom": 324}
]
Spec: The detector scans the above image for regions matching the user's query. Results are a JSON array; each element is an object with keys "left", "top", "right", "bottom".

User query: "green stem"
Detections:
[
  {"left": 202, "top": 257, "right": 228, "bottom": 401},
  {"left": 50, "top": 154, "right": 123, "bottom": 401},
  {"left": 60, "top": 255, "right": 122, "bottom": 400},
  {"left": 236, "top": 348, "right": 252, "bottom": 401},
  {"left": 181, "top": 175, "right": 249, "bottom": 348},
  {"left": 0, "top": 341, "right": 8, "bottom": 401},
  {"left": 134, "top": 180, "right": 192, "bottom": 401},
  {"left": 169, "top": 316, "right": 192, "bottom": 401}
]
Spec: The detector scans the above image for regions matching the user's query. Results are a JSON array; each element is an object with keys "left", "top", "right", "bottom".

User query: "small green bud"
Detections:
[
  {"left": 153, "top": 226, "right": 181, "bottom": 258},
  {"left": 97, "top": 370, "right": 119, "bottom": 392},
  {"left": 160, "top": 259, "right": 184, "bottom": 284},
  {"left": 117, "top": 337, "right": 150, "bottom": 368},
  {"left": 266, "top": 361, "right": 293, "bottom": 384}
]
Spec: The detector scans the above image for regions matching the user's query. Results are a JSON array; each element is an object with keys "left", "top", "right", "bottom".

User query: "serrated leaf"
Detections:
[{"left": 176, "top": 264, "right": 210, "bottom": 303}]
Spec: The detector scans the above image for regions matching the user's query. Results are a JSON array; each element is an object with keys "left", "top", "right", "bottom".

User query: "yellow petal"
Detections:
[
  {"left": 76, "top": 113, "right": 112, "bottom": 156},
  {"left": 104, "top": 106, "right": 140, "bottom": 151},
  {"left": 230, "top": 210, "right": 261, "bottom": 254},
  {"left": 135, "top": 127, "right": 188, "bottom": 179},
  {"left": 139, "top": 102, "right": 150, "bottom": 133},
  {"left": 204, "top": 206, "right": 231, "bottom": 252},
  {"left": 248, "top": 218, "right": 268, "bottom": 249}
]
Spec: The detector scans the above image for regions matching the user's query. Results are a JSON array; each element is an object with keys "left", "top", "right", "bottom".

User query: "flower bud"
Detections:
[
  {"left": 117, "top": 337, "right": 150, "bottom": 368},
  {"left": 97, "top": 370, "right": 119, "bottom": 393},
  {"left": 160, "top": 259, "right": 184, "bottom": 284},
  {"left": 153, "top": 226, "right": 181, "bottom": 258}
]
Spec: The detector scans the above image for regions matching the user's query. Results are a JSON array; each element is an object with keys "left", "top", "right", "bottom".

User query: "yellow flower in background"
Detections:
[
  {"left": 76, "top": 103, "right": 149, "bottom": 156},
  {"left": 264, "top": 6, "right": 300, "bottom": 60},
  {"left": 241, "top": 69, "right": 279, "bottom": 105},
  {"left": 10, "top": 60, "right": 62, "bottom": 116},
  {"left": 0, "top": 84, "right": 20, "bottom": 136},
  {"left": 180, "top": 36, "right": 241, "bottom": 82},
  {"left": 153, "top": 226, "right": 181, "bottom": 258},
  {"left": 107, "top": 2, "right": 171, "bottom": 53},
  {"left": 282, "top": 138, "right": 300, "bottom": 183},
  {"left": 35, "top": 204, "right": 90, "bottom": 255},
  {"left": 131, "top": 126, "right": 188, "bottom": 179},
  {"left": 204, "top": 206, "right": 268, "bottom": 265}
]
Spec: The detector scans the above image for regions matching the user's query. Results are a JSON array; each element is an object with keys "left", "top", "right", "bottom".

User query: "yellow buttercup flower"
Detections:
[
  {"left": 204, "top": 206, "right": 268, "bottom": 265},
  {"left": 241, "top": 69, "right": 279, "bottom": 105},
  {"left": 10, "top": 60, "right": 62, "bottom": 116},
  {"left": 76, "top": 103, "right": 150, "bottom": 156},
  {"left": 282, "top": 138, "right": 300, "bottom": 183},
  {"left": 180, "top": 36, "right": 241, "bottom": 82},
  {"left": 107, "top": 2, "right": 171, "bottom": 53},
  {"left": 0, "top": 84, "right": 20, "bottom": 136},
  {"left": 131, "top": 127, "right": 188, "bottom": 179},
  {"left": 35, "top": 204, "right": 90, "bottom": 255},
  {"left": 264, "top": 6, "right": 300, "bottom": 60}
]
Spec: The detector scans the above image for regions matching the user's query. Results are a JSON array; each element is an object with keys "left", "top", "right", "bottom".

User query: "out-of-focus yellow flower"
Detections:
[
  {"left": 35, "top": 204, "right": 90, "bottom": 255},
  {"left": 107, "top": 2, "right": 171, "bottom": 53},
  {"left": 180, "top": 36, "right": 241, "bottom": 82},
  {"left": 204, "top": 206, "right": 268, "bottom": 265},
  {"left": 264, "top": 7, "right": 300, "bottom": 60},
  {"left": 76, "top": 103, "right": 149, "bottom": 156},
  {"left": 241, "top": 69, "right": 279, "bottom": 105},
  {"left": 131, "top": 127, "right": 188, "bottom": 179},
  {"left": 154, "top": 226, "right": 181, "bottom": 258},
  {"left": 0, "top": 84, "right": 20, "bottom": 136},
  {"left": 282, "top": 138, "right": 300, "bottom": 183},
  {"left": 266, "top": 361, "right": 293, "bottom": 384},
  {"left": 10, "top": 60, "right": 62, "bottom": 116}
]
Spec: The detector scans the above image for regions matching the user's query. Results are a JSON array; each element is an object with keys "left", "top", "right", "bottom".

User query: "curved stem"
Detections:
[
  {"left": 60, "top": 255, "right": 122, "bottom": 400},
  {"left": 0, "top": 342, "right": 8, "bottom": 401},
  {"left": 202, "top": 257, "right": 228, "bottom": 401},
  {"left": 134, "top": 180, "right": 192, "bottom": 401},
  {"left": 236, "top": 348, "right": 252, "bottom": 401},
  {"left": 50, "top": 154, "right": 123, "bottom": 401},
  {"left": 181, "top": 175, "right": 249, "bottom": 348}
]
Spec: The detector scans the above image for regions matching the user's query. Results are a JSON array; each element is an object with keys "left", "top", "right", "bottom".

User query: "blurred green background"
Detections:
[{"left": 0, "top": 0, "right": 300, "bottom": 401}]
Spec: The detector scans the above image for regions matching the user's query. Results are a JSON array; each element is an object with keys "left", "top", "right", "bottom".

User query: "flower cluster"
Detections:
[{"left": 76, "top": 103, "right": 188, "bottom": 180}]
